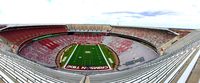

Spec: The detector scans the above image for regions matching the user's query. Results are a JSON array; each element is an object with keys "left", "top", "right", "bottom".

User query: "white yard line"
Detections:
[
  {"left": 60, "top": 52, "right": 65, "bottom": 63},
  {"left": 98, "top": 44, "right": 112, "bottom": 69},
  {"left": 108, "top": 58, "right": 113, "bottom": 63},
  {"left": 62, "top": 57, "right": 67, "bottom": 62},
  {"left": 63, "top": 44, "right": 79, "bottom": 68}
]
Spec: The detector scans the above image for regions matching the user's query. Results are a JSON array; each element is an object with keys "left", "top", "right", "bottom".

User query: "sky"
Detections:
[{"left": 0, "top": 0, "right": 200, "bottom": 29}]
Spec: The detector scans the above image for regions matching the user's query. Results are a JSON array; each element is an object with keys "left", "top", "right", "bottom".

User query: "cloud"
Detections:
[
  {"left": 125, "top": 16, "right": 143, "bottom": 19},
  {"left": 103, "top": 11, "right": 177, "bottom": 17},
  {"left": 47, "top": 0, "right": 52, "bottom": 3},
  {"left": 0, "top": 0, "right": 200, "bottom": 29},
  {"left": 103, "top": 11, "right": 137, "bottom": 15},
  {"left": 139, "top": 11, "right": 176, "bottom": 16}
]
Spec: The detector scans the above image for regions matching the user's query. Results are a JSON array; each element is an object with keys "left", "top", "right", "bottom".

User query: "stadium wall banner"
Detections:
[{"left": 66, "top": 65, "right": 109, "bottom": 70}]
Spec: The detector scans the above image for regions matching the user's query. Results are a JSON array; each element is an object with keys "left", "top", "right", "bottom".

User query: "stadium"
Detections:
[{"left": 0, "top": 24, "right": 199, "bottom": 83}]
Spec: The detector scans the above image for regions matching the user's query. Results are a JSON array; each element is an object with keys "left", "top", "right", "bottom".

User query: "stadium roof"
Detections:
[{"left": 0, "top": 0, "right": 200, "bottom": 29}]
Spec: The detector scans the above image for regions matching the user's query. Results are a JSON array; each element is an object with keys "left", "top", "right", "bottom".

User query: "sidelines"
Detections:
[
  {"left": 63, "top": 44, "right": 79, "bottom": 68},
  {"left": 97, "top": 44, "right": 112, "bottom": 69}
]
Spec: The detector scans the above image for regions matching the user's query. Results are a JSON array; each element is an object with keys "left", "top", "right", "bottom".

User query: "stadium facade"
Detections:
[{"left": 0, "top": 24, "right": 199, "bottom": 83}]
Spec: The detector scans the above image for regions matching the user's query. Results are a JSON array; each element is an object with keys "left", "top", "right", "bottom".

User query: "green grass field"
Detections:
[{"left": 60, "top": 44, "right": 116, "bottom": 70}]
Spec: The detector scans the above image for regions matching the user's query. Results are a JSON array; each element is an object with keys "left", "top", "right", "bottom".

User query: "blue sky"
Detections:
[{"left": 0, "top": 0, "right": 200, "bottom": 29}]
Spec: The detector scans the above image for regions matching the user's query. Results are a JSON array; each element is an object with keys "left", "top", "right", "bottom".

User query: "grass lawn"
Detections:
[{"left": 60, "top": 44, "right": 116, "bottom": 70}]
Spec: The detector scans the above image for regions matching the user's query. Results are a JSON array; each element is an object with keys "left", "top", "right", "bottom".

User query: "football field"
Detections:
[{"left": 60, "top": 44, "right": 115, "bottom": 70}]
